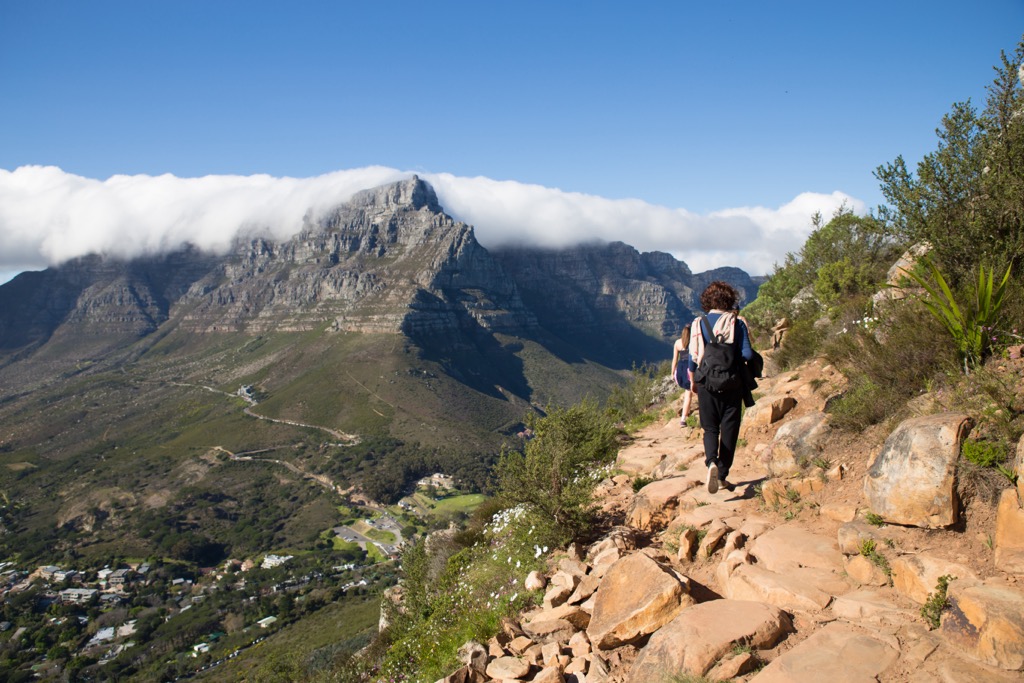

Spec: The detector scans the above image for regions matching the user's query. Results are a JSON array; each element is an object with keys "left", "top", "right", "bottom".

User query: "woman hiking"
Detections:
[{"left": 688, "top": 281, "right": 753, "bottom": 493}]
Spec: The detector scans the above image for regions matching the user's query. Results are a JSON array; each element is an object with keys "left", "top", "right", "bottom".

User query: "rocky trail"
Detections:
[{"left": 437, "top": 357, "right": 1024, "bottom": 682}]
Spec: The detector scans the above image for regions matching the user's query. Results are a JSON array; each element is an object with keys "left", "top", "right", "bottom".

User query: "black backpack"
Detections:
[{"left": 693, "top": 316, "right": 743, "bottom": 394}]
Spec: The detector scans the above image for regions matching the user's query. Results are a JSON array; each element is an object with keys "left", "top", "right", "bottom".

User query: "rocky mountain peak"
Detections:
[{"left": 348, "top": 174, "right": 440, "bottom": 213}]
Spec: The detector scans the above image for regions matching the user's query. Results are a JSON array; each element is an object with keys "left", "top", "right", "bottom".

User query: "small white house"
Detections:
[
  {"left": 261, "top": 554, "right": 293, "bottom": 569},
  {"left": 257, "top": 616, "right": 278, "bottom": 629}
]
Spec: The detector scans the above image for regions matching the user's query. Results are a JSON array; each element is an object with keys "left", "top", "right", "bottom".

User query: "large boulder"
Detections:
[
  {"left": 627, "top": 601, "right": 792, "bottom": 681},
  {"left": 863, "top": 413, "right": 971, "bottom": 528},
  {"left": 994, "top": 488, "right": 1024, "bottom": 573},
  {"left": 1016, "top": 434, "right": 1024, "bottom": 503},
  {"left": 586, "top": 553, "right": 693, "bottom": 650},
  {"left": 942, "top": 579, "right": 1024, "bottom": 671},
  {"left": 764, "top": 411, "right": 830, "bottom": 476}
]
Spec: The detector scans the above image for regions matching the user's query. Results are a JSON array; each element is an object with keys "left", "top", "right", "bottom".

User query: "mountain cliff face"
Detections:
[
  {"left": 0, "top": 177, "right": 758, "bottom": 369},
  {"left": 174, "top": 178, "right": 538, "bottom": 339},
  {"left": 492, "top": 242, "right": 759, "bottom": 361}
]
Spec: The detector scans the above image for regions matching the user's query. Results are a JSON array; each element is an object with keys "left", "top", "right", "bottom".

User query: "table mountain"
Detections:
[{"left": 0, "top": 176, "right": 757, "bottom": 372}]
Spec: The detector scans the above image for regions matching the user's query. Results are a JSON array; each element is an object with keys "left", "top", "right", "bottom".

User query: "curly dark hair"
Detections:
[{"left": 699, "top": 281, "right": 740, "bottom": 312}]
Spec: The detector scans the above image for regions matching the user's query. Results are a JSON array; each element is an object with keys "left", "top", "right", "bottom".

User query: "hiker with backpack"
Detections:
[{"left": 688, "top": 281, "right": 755, "bottom": 494}]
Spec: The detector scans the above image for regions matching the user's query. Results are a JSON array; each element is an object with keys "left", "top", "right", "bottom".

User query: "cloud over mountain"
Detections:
[{"left": 0, "top": 165, "right": 864, "bottom": 279}]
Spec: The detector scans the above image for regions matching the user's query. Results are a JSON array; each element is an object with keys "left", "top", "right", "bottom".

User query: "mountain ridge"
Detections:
[{"left": 0, "top": 176, "right": 759, "bottom": 373}]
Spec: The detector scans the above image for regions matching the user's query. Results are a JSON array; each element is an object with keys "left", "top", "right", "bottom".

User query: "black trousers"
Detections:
[{"left": 696, "top": 385, "right": 743, "bottom": 479}]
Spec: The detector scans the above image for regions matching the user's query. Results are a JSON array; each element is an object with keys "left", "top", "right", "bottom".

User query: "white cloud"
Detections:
[{"left": 0, "top": 165, "right": 865, "bottom": 279}]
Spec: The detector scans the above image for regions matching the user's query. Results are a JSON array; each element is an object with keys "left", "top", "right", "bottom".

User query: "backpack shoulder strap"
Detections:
[{"left": 698, "top": 315, "right": 714, "bottom": 344}]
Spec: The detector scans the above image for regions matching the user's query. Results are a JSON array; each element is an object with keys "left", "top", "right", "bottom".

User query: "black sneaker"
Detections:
[{"left": 718, "top": 479, "right": 736, "bottom": 492}]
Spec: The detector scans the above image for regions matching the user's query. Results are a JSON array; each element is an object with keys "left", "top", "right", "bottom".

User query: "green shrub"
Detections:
[
  {"left": 772, "top": 317, "right": 825, "bottom": 371},
  {"left": 947, "top": 365, "right": 1024, "bottom": 447},
  {"left": 921, "top": 575, "right": 955, "bottom": 629},
  {"left": 494, "top": 400, "right": 618, "bottom": 547},
  {"left": 823, "top": 299, "right": 957, "bottom": 430},
  {"left": 858, "top": 539, "right": 892, "bottom": 580},
  {"left": 663, "top": 675, "right": 714, "bottom": 683},
  {"left": 606, "top": 362, "right": 662, "bottom": 427},
  {"left": 961, "top": 440, "right": 1008, "bottom": 468},
  {"left": 900, "top": 256, "right": 1012, "bottom": 372},
  {"left": 742, "top": 208, "right": 895, "bottom": 333},
  {"left": 370, "top": 507, "right": 548, "bottom": 682},
  {"left": 632, "top": 476, "right": 654, "bottom": 492}
]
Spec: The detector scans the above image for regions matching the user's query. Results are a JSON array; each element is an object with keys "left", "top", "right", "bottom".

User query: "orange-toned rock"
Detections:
[
  {"left": 752, "top": 622, "right": 899, "bottom": 681},
  {"left": 748, "top": 526, "right": 844, "bottom": 573},
  {"left": 863, "top": 413, "right": 971, "bottom": 528},
  {"left": 890, "top": 553, "right": 977, "bottom": 605},
  {"left": 717, "top": 561, "right": 835, "bottom": 611},
  {"left": 626, "top": 477, "right": 698, "bottom": 531},
  {"left": 627, "top": 600, "right": 792, "bottom": 681},
  {"left": 844, "top": 554, "right": 889, "bottom": 587},
  {"left": 586, "top": 553, "right": 693, "bottom": 650},
  {"left": 764, "top": 411, "right": 829, "bottom": 476},
  {"left": 994, "top": 488, "right": 1024, "bottom": 573},
  {"left": 1016, "top": 434, "right": 1024, "bottom": 503},
  {"left": 532, "top": 666, "right": 565, "bottom": 683},
  {"left": 942, "top": 580, "right": 1024, "bottom": 670},
  {"left": 485, "top": 655, "right": 531, "bottom": 680}
]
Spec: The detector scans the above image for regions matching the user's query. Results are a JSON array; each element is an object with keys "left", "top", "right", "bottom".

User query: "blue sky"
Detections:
[{"left": 1, "top": 2, "right": 1021, "bottom": 281}]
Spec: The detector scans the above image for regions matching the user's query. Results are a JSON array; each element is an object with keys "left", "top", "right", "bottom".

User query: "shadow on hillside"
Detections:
[
  {"left": 526, "top": 323, "right": 673, "bottom": 371},
  {"left": 411, "top": 311, "right": 532, "bottom": 403}
]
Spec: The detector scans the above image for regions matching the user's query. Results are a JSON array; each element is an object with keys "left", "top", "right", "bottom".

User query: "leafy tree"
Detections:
[
  {"left": 876, "top": 37, "right": 1024, "bottom": 285},
  {"left": 744, "top": 207, "right": 895, "bottom": 330}
]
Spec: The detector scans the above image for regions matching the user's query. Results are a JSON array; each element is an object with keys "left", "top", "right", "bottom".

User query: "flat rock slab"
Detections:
[
  {"left": 718, "top": 562, "right": 837, "bottom": 611},
  {"left": 617, "top": 440, "right": 672, "bottom": 475},
  {"left": 651, "top": 446, "right": 704, "bottom": 478},
  {"left": 747, "top": 525, "right": 844, "bottom": 573},
  {"left": 750, "top": 622, "right": 899, "bottom": 682},
  {"left": 628, "top": 600, "right": 792, "bottom": 682},
  {"left": 831, "top": 588, "right": 914, "bottom": 622},
  {"left": 671, "top": 504, "right": 742, "bottom": 530},
  {"left": 942, "top": 579, "right": 1024, "bottom": 671}
]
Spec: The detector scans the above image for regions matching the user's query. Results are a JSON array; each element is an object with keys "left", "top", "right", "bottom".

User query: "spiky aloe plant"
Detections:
[{"left": 901, "top": 254, "right": 1011, "bottom": 373}]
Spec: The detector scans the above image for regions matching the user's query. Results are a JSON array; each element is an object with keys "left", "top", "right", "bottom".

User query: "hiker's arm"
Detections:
[{"left": 738, "top": 320, "right": 754, "bottom": 361}]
